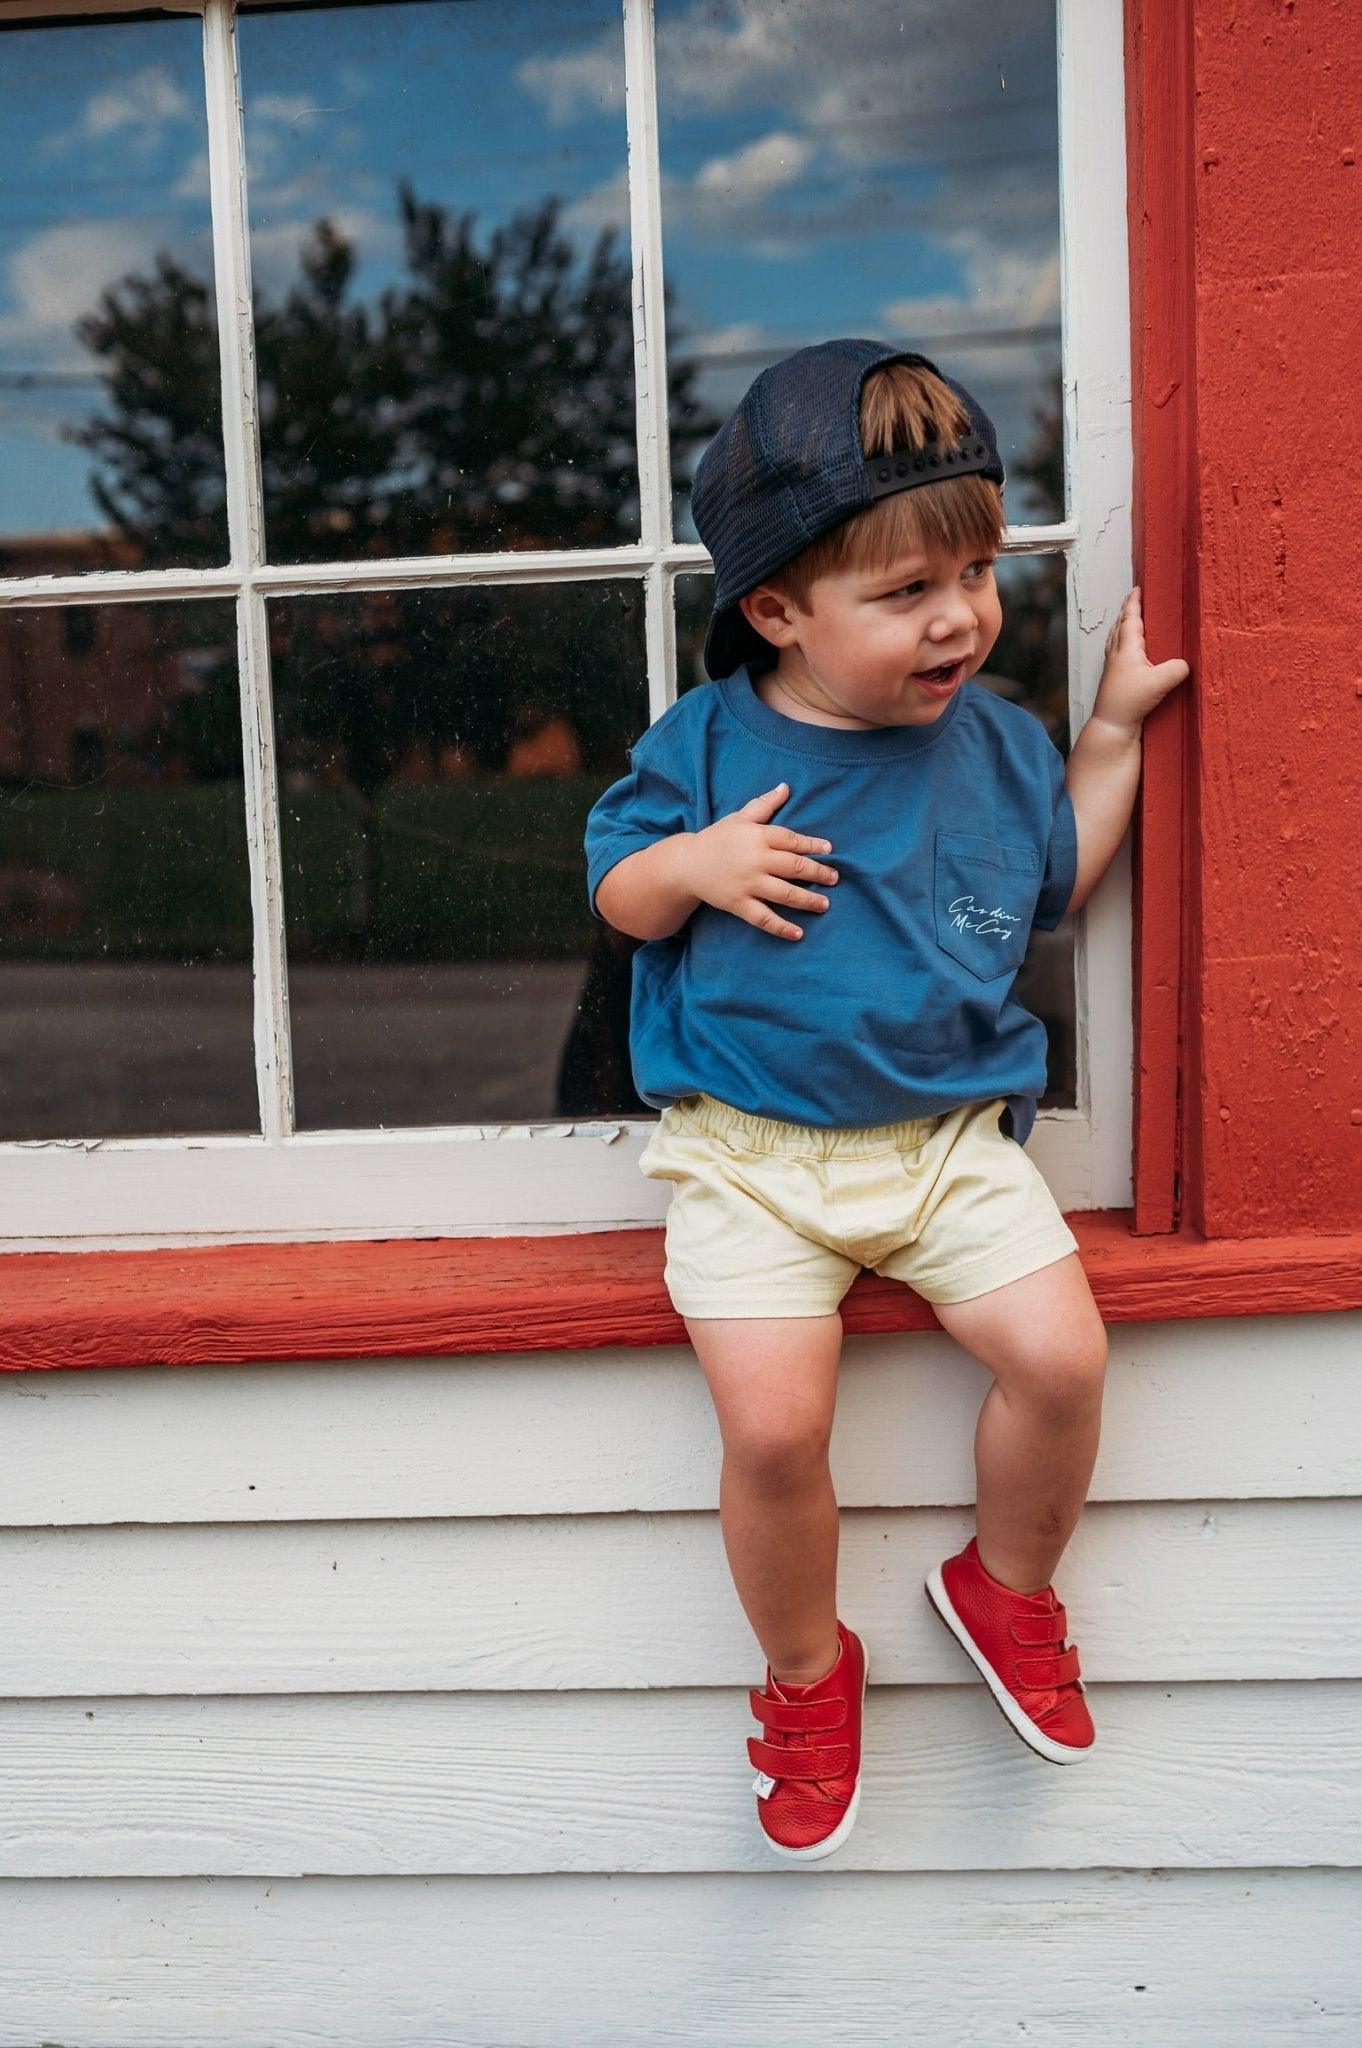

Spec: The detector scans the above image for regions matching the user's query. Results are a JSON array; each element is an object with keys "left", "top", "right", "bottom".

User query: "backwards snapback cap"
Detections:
[{"left": 691, "top": 337, "right": 1006, "bottom": 683}]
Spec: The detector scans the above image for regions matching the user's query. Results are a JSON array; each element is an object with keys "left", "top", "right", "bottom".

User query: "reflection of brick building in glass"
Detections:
[
  {"left": 0, "top": 531, "right": 585, "bottom": 788},
  {"left": 0, "top": 532, "right": 223, "bottom": 786}
]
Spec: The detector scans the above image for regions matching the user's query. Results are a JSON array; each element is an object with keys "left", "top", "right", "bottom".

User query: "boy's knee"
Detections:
[
  {"left": 1001, "top": 1323, "right": 1108, "bottom": 1416},
  {"left": 724, "top": 1412, "right": 832, "bottom": 1486}
]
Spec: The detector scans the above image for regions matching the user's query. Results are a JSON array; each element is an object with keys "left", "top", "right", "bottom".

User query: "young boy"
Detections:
[{"left": 583, "top": 338, "right": 1188, "bottom": 1861}]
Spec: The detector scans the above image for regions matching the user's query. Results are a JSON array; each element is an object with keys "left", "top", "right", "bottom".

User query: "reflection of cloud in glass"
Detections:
[
  {"left": 1, "top": 0, "right": 1063, "bottom": 550},
  {"left": 35, "top": 60, "right": 194, "bottom": 162},
  {"left": 549, "top": 0, "right": 1065, "bottom": 526},
  {"left": 0, "top": 16, "right": 221, "bottom": 550}
]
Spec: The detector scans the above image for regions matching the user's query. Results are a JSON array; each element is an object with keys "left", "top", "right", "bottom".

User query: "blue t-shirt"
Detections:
[{"left": 584, "top": 662, "right": 1078, "bottom": 1148}]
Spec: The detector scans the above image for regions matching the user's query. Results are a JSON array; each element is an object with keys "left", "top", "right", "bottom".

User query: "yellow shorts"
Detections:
[{"left": 638, "top": 1091, "right": 1080, "bottom": 1318}]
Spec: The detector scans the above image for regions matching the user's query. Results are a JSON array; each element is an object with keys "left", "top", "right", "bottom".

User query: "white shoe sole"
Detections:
[
  {"left": 756, "top": 1637, "right": 870, "bottom": 1861},
  {"left": 924, "top": 1567, "right": 1094, "bottom": 1766}
]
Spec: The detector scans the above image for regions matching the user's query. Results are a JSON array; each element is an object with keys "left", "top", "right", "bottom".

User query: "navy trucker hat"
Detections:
[{"left": 690, "top": 337, "right": 1006, "bottom": 683}]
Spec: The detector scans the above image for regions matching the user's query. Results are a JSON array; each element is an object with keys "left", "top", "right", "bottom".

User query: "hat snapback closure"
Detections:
[{"left": 864, "top": 434, "right": 995, "bottom": 498}]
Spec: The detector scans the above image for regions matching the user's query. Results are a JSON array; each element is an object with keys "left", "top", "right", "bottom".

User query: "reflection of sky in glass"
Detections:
[
  {"left": 1, "top": 0, "right": 1061, "bottom": 546},
  {"left": 0, "top": 14, "right": 218, "bottom": 545},
  {"left": 236, "top": 0, "right": 626, "bottom": 312},
  {"left": 654, "top": 0, "right": 1062, "bottom": 528},
  {"left": 237, "top": 0, "right": 636, "bottom": 560}
]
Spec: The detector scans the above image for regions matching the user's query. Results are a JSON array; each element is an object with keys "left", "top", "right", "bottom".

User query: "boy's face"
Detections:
[{"left": 740, "top": 538, "right": 1003, "bottom": 730}]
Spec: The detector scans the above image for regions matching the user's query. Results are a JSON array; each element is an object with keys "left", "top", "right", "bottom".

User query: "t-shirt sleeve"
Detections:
[
  {"left": 1031, "top": 739, "right": 1079, "bottom": 930},
  {"left": 584, "top": 711, "right": 698, "bottom": 923}
]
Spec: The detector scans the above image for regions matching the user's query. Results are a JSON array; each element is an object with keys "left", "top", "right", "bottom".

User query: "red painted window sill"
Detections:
[{"left": 1, "top": 1211, "right": 1360, "bottom": 1371}]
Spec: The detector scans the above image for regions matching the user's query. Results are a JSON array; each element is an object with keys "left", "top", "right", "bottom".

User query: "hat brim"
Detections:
[{"left": 702, "top": 601, "right": 776, "bottom": 683}]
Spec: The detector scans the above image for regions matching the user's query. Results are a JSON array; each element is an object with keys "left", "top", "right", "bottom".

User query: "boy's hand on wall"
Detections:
[
  {"left": 681, "top": 781, "right": 839, "bottom": 942},
  {"left": 1091, "top": 586, "right": 1190, "bottom": 737}
]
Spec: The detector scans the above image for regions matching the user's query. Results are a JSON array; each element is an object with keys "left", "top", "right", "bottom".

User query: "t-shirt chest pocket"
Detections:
[{"left": 933, "top": 829, "right": 1039, "bottom": 981}]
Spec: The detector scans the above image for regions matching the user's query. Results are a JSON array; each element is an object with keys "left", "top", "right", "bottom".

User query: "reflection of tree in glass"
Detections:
[
  {"left": 66, "top": 181, "right": 716, "bottom": 567},
  {"left": 63, "top": 255, "right": 228, "bottom": 570},
  {"left": 982, "top": 375, "right": 1070, "bottom": 748},
  {"left": 61, "top": 185, "right": 719, "bottom": 817}
]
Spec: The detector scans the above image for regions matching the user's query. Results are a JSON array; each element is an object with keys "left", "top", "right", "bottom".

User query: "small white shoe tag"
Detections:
[{"left": 752, "top": 1770, "right": 778, "bottom": 1800}]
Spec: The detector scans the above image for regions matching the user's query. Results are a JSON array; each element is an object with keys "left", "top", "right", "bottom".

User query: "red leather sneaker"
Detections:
[
  {"left": 925, "top": 1536, "right": 1095, "bottom": 1764},
  {"left": 747, "top": 1620, "right": 869, "bottom": 1859}
]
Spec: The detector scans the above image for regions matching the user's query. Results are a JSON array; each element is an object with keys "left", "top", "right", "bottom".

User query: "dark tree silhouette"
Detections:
[
  {"left": 65, "top": 251, "right": 228, "bottom": 568},
  {"left": 58, "top": 185, "right": 718, "bottom": 983},
  {"left": 985, "top": 372, "right": 1070, "bottom": 744},
  {"left": 63, "top": 185, "right": 720, "bottom": 796},
  {"left": 66, "top": 181, "right": 716, "bottom": 574}
]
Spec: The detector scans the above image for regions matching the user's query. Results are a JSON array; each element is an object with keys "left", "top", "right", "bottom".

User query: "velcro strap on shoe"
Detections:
[
  {"left": 748, "top": 1690, "right": 846, "bottom": 1733},
  {"left": 1015, "top": 1643, "right": 1081, "bottom": 1688},
  {"left": 747, "top": 1736, "right": 852, "bottom": 1780},
  {"left": 1010, "top": 1608, "right": 1067, "bottom": 1646}
]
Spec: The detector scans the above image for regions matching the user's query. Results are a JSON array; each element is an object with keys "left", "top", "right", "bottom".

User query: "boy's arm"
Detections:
[
  {"left": 1061, "top": 713, "right": 1142, "bottom": 918},
  {"left": 590, "top": 778, "right": 835, "bottom": 943},
  {"left": 595, "top": 834, "right": 702, "bottom": 941},
  {"left": 1060, "top": 586, "right": 1190, "bottom": 918}
]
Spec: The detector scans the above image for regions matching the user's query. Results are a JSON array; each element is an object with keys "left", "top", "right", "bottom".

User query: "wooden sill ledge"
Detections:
[{"left": 1, "top": 1211, "right": 1360, "bottom": 1372}]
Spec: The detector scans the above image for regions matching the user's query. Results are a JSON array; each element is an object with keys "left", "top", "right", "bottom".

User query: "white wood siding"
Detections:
[{"left": 1, "top": 1310, "right": 1359, "bottom": 2042}]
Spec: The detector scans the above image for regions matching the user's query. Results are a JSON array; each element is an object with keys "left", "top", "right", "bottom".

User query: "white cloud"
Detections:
[
  {"left": 531, "top": 0, "right": 1059, "bottom": 279},
  {"left": 38, "top": 63, "right": 194, "bottom": 162},
  {"left": 879, "top": 242, "right": 1061, "bottom": 391},
  {"left": 252, "top": 93, "right": 329, "bottom": 133},
  {"left": 560, "top": 127, "right": 815, "bottom": 258},
  {"left": 693, "top": 129, "right": 814, "bottom": 200},
  {"left": 249, "top": 207, "right": 403, "bottom": 301},
  {"left": 515, "top": 41, "right": 623, "bottom": 126},
  {"left": 173, "top": 151, "right": 211, "bottom": 202},
  {"left": 521, "top": 0, "right": 1035, "bottom": 141},
  {"left": 0, "top": 219, "right": 165, "bottom": 360},
  {"left": 558, "top": 166, "right": 630, "bottom": 243},
  {"left": 686, "top": 319, "right": 776, "bottom": 358}
]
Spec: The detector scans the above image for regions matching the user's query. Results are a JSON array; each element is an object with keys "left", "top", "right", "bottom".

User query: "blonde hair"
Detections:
[{"left": 758, "top": 358, "right": 1006, "bottom": 618}]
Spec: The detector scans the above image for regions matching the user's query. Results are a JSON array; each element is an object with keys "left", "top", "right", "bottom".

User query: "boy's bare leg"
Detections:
[
  {"left": 684, "top": 1311, "right": 844, "bottom": 1685},
  {"left": 930, "top": 1253, "right": 1108, "bottom": 1594}
]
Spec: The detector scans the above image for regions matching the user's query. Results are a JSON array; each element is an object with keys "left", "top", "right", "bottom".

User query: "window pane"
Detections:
[
  {"left": 268, "top": 579, "right": 646, "bottom": 1127},
  {"left": 987, "top": 550, "right": 1075, "bottom": 1111},
  {"left": 670, "top": 560, "right": 1076, "bottom": 1114},
  {"left": 657, "top": 0, "right": 1064, "bottom": 536},
  {"left": 675, "top": 571, "right": 716, "bottom": 699},
  {"left": 0, "top": 600, "right": 257, "bottom": 1141},
  {"left": 0, "top": 14, "right": 228, "bottom": 576},
  {"left": 238, "top": 0, "right": 642, "bottom": 565}
]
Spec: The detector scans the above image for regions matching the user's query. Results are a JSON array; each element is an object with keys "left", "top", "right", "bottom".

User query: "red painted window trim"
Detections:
[
  {"left": 1, "top": 1215, "right": 1360, "bottom": 1373},
  {"left": 1125, "top": 0, "right": 1194, "bottom": 1235}
]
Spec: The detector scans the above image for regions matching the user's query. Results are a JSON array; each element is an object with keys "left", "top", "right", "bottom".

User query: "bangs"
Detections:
[{"left": 767, "top": 473, "right": 1004, "bottom": 610}]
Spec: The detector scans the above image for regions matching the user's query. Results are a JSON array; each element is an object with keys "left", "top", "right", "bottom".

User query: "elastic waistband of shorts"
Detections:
[{"left": 671, "top": 1090, "right": 954, "bottom": 1159}]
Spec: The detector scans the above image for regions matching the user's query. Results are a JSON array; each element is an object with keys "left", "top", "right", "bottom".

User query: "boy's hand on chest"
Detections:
[{"left": 681, "top": 779, "right": 841, "bottom": 944}]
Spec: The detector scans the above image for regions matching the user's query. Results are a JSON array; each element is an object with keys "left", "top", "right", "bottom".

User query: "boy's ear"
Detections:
[{"left": 738, "top": 583, "right": 800, "bottom": 651}]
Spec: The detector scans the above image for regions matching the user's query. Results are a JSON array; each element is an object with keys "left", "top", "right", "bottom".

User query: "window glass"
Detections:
[
  {"left": 656, "top": 0, "right": 1064, "bottom": 537},
  {"left": 268, "top": 578, "right": 646, "bottom": 1127},
  {"left": 985, "top": 549, "right": 1074, "bottom": 1110},
  {"left": 0, "top": 13, "right": 228, "bottom": 576},
  {"left": 0, "top": 599, "right": 256, "bottom": 1140},
  {"left": 238, "top": 0, "right": 642, "bottom": 564},
  {"left": 675, "top": 572, "right": 716, "bottom": 698}
]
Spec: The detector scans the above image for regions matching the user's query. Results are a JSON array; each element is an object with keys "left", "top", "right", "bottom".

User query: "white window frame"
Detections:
[{"left": 0, "top": 0, "right": 1132, "bottom": 1250}]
